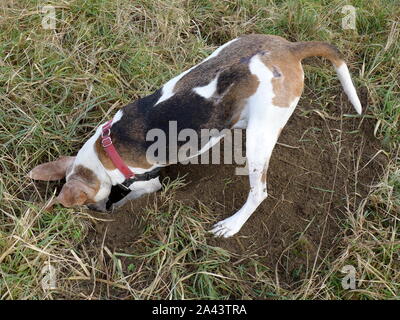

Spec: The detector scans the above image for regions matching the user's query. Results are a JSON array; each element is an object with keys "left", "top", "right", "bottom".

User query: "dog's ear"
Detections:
[{"left": 28, "top": 156, "right": 75, "bottom": 181}]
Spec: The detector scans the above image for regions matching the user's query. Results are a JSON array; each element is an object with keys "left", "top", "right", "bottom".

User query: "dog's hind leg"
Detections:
[
  {"left": 211, "top": 99, "right": 299, "bottom": 237},
  {"left": 211, "top": 56, "right": 301, "bottom": 237}
]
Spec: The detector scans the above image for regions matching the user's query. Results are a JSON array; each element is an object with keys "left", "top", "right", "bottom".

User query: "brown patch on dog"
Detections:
[
  {"left": 95, "top": 138, "right": 116, "bottom": 170},
  {"left": 56, "top": 165, "right": 101, "bottom": 207},
  {"left": 225, "top": 74, "right": 260, "bottom": 127},
  {"left": 70, "top": 165, "right": 100, "bottom": 201},
  {"left": 290, "top": 41, "right": 344, "bottom": 68},
  {"left": 269, "top": 60, "right": 303, "bottom": 107},
  {"left": 251, "top": 49, "right": 305, "bottom": 108},
  {"left": 261, "top": 168, "right": 267, "bottom": 184},
  {"left": 174, "top": 34, "right": 291, "bottom": 94},
  {"left": 57, "top": 180, "right": 91, "bottom": 207},
  {"left": 261, "top": 159, "right": 270, "bottom": 184},
  {"left": 229, "top": 112, "right": 242, "bottom": 127},
  {"left": 118, "top": 146, "right": 153, "bottom": 169},
  {"left": 70, "top": 165, "right": 100, "bottom": 188}
]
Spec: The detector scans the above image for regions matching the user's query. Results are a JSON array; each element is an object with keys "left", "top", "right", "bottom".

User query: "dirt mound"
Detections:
[{"left": 88, "top": 94, "right": 386, "bottom": 288}]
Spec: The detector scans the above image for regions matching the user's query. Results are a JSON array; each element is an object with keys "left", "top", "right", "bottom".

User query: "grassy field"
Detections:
[{"left": 0, "top": 0, "right": 399, "bottom": 299}]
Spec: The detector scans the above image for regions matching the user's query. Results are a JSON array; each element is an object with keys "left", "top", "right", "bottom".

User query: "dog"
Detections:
[{"left": 28, "top": 34, "right": 362, "bottom": 238}]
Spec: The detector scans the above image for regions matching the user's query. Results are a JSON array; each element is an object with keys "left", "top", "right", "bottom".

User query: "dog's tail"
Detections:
[{"left": 290, "top": 41, "right": 362, "bottom": 115}]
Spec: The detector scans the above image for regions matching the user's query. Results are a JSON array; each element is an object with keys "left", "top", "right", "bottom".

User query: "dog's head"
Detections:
[{"left": 28, "top": 154, "right": 111, "bottom": 210}]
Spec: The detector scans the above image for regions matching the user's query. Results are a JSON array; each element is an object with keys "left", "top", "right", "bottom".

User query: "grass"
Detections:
[{"left": 0, "top": 0, "right": 399, "bottom": 299}]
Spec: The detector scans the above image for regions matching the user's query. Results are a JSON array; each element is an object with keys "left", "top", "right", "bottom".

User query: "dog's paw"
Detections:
[{"left": 210, "top": 216, "right": 242, "bottom": 238}]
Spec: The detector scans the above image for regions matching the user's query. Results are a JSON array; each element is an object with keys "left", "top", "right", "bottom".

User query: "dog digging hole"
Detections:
[{"left": 43, "top": 95, "right": 382, "bottom": 293}]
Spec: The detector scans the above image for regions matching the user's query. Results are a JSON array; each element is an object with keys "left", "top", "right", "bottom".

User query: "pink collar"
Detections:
[{"left": 101, "top": 120, "right": 135, "bottom": 179}]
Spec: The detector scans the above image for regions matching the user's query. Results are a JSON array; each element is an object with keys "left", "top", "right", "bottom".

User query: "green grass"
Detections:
[{"left": 0, "top": 0, "right": 399, "bottom": 299}]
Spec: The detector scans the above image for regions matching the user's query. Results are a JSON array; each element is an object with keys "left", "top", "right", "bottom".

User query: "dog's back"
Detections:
[{"left": 116, "top": 34, "right": 361, "bottom": 137}]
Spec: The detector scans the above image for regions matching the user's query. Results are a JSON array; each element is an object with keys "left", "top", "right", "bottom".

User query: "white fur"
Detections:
[
  {"left": 202, "top": 38, "right": 238, "bottom": 62},
  {"left": 335, "top": 63, "right": 362, "bottom": 114},
  {"left": 193, "top": 75, "right": 219, "bottom": 99},
  {"left": 112, "top": 110, "right": 123, "bottom": 124},
  {"left": 154, "top": 66, "right": 196, "bottom": 106},
  {"left": 155, "top": 39, "right": 238, "bottom": 106},
  {"left": 112, "top": 177, "right": 162, "bottom": 209},
  {"left": 211, "top": 55, "right": 300, "bottom": 237}
]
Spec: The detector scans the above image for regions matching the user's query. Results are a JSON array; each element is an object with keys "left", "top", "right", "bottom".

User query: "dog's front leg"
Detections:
[{"left": 111, "top": 177, "right": 162, "bottom": 209}]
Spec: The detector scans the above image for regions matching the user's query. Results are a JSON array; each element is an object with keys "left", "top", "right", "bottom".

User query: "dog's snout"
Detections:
[{"left": 87, "top": 201, "right": 108, "bottom": 213}]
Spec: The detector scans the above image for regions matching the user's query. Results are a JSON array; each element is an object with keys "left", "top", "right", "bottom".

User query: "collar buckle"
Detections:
[{"left": 101, "top": 136, "right": 112, "bottom": 148}]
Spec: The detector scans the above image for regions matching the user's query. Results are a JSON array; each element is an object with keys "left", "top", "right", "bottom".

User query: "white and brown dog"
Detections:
[{"left": 29, "top": 34, "right": 362, "bottom": 238}]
